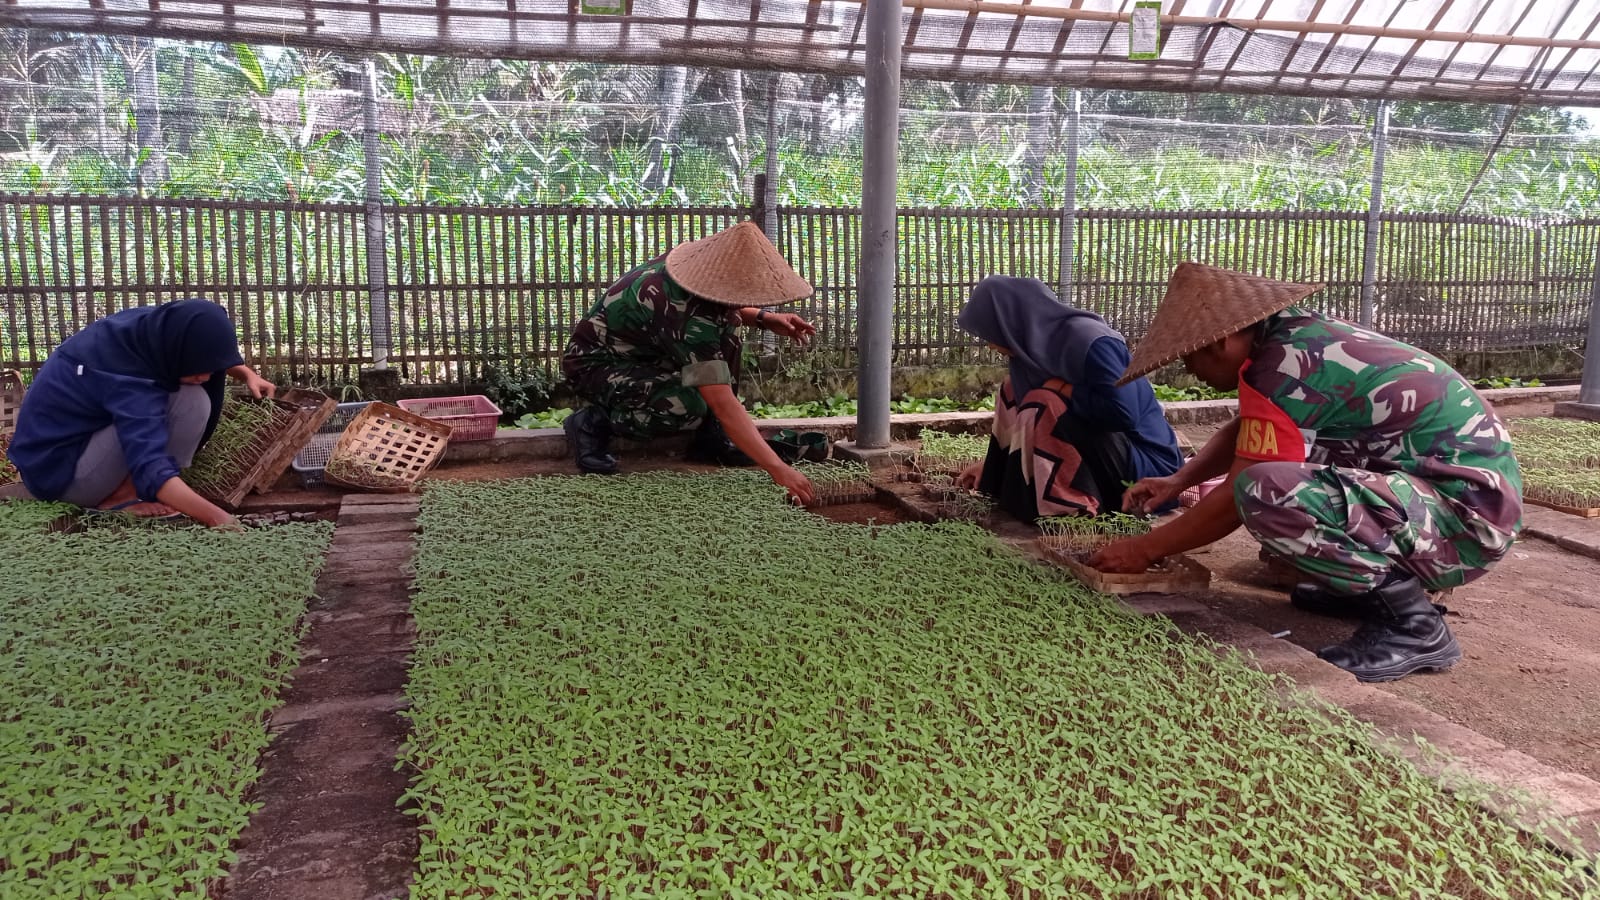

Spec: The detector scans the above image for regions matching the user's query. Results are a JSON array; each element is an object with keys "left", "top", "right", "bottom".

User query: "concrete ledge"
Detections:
[
  {"left": 1521, "top": 505, "right": 1600, "bottom": 563},
  {"left": 1554, "top": 400, "right": 1600, "bottom": 422}
]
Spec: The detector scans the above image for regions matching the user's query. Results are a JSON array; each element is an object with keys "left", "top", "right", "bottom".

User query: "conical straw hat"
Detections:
[
  {"left": 1117, "top": 263, "right": 1324, "bottom": 386},
  {"left": 665, "top": 221, "right": 813, "bottom": 307}
]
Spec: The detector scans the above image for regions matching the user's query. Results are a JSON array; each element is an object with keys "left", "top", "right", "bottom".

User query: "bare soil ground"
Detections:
[{"left": 1180, "top": 528, "right": 1600, "bottom": 782}]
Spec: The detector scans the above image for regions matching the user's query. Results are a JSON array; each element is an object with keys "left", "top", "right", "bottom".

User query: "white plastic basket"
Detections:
[{"left": 291, "top": 401, "right": 372, "bottom": 487}]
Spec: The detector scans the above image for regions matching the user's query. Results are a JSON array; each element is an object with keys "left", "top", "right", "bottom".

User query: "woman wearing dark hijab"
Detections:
[
  {"left": 955, "top": 275, "right": 1184, "bottom": 520},
  {"left": 6, "top": 298, "right": 275, "bottom": 528}
]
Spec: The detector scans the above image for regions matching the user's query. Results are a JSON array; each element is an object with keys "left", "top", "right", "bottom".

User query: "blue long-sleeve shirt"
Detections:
[
  {"left": 9, "top": 352, "right": 186, "bottom": 502},
  {"left": 1063, "top": 336, "right": 1184, "bottom": 481}
]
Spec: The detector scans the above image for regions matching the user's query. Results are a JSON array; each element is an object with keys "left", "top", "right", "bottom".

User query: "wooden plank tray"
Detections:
[
  {"left": 1525, "top": 497, "right": 1600, "bottom": 518},
  {"left": 1048, "top": 550, "right": 1211, "bottom": 595}
]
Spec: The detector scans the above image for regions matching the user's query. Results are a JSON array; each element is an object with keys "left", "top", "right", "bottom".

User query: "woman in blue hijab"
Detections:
[
  {"left": 6, "top": 299, "right": 276, "bottom": 528},
  {"left": 955, "top": 276, "right": 1183, "bottom": 520}
]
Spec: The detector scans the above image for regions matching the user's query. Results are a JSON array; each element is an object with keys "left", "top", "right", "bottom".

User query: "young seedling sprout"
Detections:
[{"left": 184, "top": 397, "right": 286, "bottom": 496}]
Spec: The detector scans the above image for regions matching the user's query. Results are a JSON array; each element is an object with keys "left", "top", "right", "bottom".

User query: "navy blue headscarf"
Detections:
[
  {"left": 55, "top": 299, "right": 245, "bottom": 442},
  {"left": 957, "top": 276, "right": 1123, "bottom": 396}
]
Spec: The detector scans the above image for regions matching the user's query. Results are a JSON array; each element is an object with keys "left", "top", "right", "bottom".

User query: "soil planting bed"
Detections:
[{"left": 807, "top": 497, "right": 915, "bottom": 526}]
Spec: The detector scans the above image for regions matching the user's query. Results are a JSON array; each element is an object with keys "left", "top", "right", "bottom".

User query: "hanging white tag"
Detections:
[{"left": 1130, "top": 1, "right": 1162, "bottom": 60}]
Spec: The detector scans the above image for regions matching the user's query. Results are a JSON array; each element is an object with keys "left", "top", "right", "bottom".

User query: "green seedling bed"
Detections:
[
  {"left": 1, "top": 521, "right": 333, "bottom": 898},
  {"left": 404, "top": 473, "right": 1595, "bottom": 898}
]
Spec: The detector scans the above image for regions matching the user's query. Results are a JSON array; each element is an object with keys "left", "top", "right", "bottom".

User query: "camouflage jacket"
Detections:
[
  {"left": 562, "top": 256, "right": 742, "bottom": 388},
  {"left": 1235, "top": 306, "right": 1522, "bottom": 541}
]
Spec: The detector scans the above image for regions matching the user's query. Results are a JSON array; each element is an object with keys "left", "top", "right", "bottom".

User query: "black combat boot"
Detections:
[
  {"left": 563, "top": 407, "right": 619, "bottom": 474},
  {"left": 1316, "top": 573, "right": 1461, "bottom": 682},
  {"left": 686, "top": 417, "right": 755, "bottom": 467}
]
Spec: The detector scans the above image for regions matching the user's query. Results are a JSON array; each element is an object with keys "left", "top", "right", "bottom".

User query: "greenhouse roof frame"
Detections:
[{"left": 1, "top": 0, "right": 1599, "bottom": 107}]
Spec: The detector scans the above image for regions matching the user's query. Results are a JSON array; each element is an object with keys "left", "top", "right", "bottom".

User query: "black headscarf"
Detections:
[
  {"left": 55, "top": 298, "right": 245, "bottom": 443},
  {"left": 957, "top": 276, "right": 1123, "bottom": 395}
]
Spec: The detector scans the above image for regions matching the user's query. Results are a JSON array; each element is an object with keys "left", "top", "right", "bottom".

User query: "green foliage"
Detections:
[
  {"left": 750, "top": 394, "right": 995, "bottom": 419},
  {"left": 514, "top": 407, "right": 574, "bottom": 429},
  {"left": 481, "top": 365, "right": 555, "bottom": 421},
  {"left": 1473, "top": 376, "right": 1544, "bottom": 390},
  {"left": 405, "top": 473, "right": 1595, "bottom": 897},
  {"left": 0, "top": 499, "right": 75, "bottom": 534},
  {"left": 1150, "top": 383, "right": 1238, "bottom": 403},
  {"left": 0, "top": 522, "right": 332, "bottom": 898}
]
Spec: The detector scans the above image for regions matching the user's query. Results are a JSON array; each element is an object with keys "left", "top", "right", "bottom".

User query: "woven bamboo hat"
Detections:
[
  {"left": 665, "top": 221, "right": 813, "bottom": 307},
  {"left": 1117, "top": 263, "right": 1324, "bottom": 385}
]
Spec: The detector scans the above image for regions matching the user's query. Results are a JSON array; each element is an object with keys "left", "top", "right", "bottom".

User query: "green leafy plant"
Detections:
[
  {"left": 514, "top": 407, "right": 574, "bottom": 429},
  {"left": 1150, "top": 383, "right": 1239, "bottom": 403},
  {"left": 1474, "top": 376, "right": 1544, "bottom": 390}
]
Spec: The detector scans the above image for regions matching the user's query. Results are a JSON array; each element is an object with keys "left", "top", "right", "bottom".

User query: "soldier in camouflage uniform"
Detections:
[
  {"left": 1092, "top": 263, "right": 1522, "bottom": 683},
  {"left": 560, "top": 222, "right": 818, "bottom": 505}
]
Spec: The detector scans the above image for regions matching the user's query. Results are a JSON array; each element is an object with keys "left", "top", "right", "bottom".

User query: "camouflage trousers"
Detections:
[
  {"left": 565, "top": 360, "right": 738, "bottom": 440},
  {"left": 1234, "top": 462, "right": 1514, "bottom": 596}
]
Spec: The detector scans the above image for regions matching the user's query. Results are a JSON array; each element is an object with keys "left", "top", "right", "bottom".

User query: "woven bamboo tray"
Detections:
[
  {"left": 245, "top": 388, "right": 336, "bottom": 495},
  {"left": 1, "top": 369, "right": 23, "bottom": 437},
  {"left": 1050, "top": 551, "right": 1211, "bottom": 596},
  {"left": 191, "top": 398, "right": 303, "bottom": 508},
  {"left": 323, "top": 402, "right": 452, "bottom": 493}
]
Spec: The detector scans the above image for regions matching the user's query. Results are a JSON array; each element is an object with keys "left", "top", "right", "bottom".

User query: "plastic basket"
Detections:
[
  {"left": 323, "top": 402, "right": 452, "bottom": 493},
  {"left": 291, "top": 401, "right": 373, "bottom": 487},
  {"left": 396, "top": 394, "right": 502, "bottom": 442},
  {"left": 1, "top": 369, "right": 23, "bottom": 437}
]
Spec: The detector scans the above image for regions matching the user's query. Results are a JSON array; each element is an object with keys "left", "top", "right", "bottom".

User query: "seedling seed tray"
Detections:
[
  {"left": 798, "top": 461, "right": 879, "bottom": 506},
  {"left": 1524, "top": 496, "right": 1600, "bottom": 518},
  {"left": 1052, "top": 551, "right": 1211, "bottom": 595},
  {"left": 323, "top": 401, "right": 452, "bottom": 493}
]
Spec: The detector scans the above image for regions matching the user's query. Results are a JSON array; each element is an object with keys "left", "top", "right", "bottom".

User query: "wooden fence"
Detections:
[{"left": 0, "top": 194, "right": 1593, "bottom": 386}]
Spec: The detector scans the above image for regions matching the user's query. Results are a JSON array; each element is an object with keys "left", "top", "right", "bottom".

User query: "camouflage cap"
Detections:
[
  {"left": 1117, "top": 263, "right": 1324, "bottom": 386},
  {"left": 665, "top": 221, "right": 814, "bottom": 307}
]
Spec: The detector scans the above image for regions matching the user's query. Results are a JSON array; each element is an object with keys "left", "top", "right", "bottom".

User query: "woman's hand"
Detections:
[
  {"left": 1088, "top": 535, "right": 1158, "bottom": 574},
  {"left": 760, "top": 312, "right": 817, "bottom": 345},
  {"left": 955, "top": 460, "right": 984, "bottom": 490},
  {"left": 1122, "top": 474, "right": 1183, "bottom": 514},
  {"left": 230, "top": 365, "right": 277, "bottom": 399},
  {"left": 771, "top": 464, "right": 816, "bottom": 506}
]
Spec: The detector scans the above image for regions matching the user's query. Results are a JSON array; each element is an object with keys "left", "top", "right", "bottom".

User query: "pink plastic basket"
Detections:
[
  {"left": 1179, "top": 475, "right": 1227, "bottom": 508},
  {"left": 396, "top": 395, "right": 502, "bottom": 442}
]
